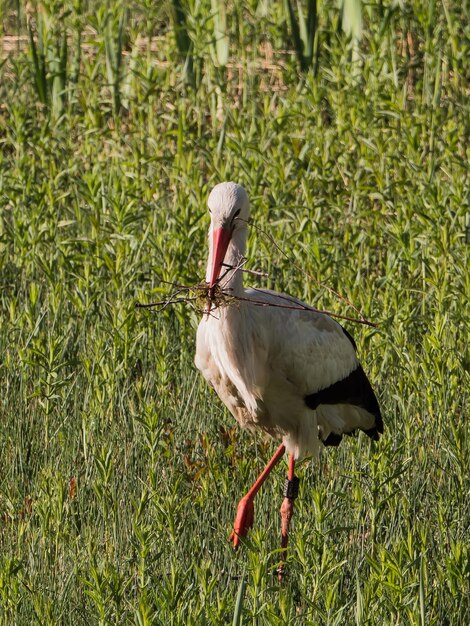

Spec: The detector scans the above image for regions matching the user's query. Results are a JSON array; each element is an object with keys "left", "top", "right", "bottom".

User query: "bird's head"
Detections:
[{"left": 207, "top": 182, "right": 250, "bottom": 288}]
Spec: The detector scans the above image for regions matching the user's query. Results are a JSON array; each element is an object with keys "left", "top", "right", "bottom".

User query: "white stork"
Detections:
[{"left": 195, "top": 182, "right": 383, "bottom": 579}]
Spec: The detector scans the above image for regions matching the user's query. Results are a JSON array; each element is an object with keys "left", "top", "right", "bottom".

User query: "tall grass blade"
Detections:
[
  {"left": 115, "top": 10, "right": 126, "bottom": 112},
  {"left": 355, "top": 574, "right": 363, "bottom": 626},
  {"left": 285, "top": 0, "right": 306, "bottom": 71},
  {"left": 70, "top": 29, "right": 81, "bottom": 88},
  {"left": 342, "top": 0, "right": 362, "bottom": 41},
  {"left": 341, "top": 0, "right": 363, "bottom": 73},
  {"left": 419, "top": 554, "right": 426, "bottom": 626},
  {"left": 27, "top": 19, "right": 47, "bottom": 105},
  {"left": 232, "top": 573, "right": 246, "bottom": 626},
  {"left": 50, "top": 32, "right": 67, "bottom": 118},
  {"left": 121, "top": 40, "right": 139, "bottom": 110},
  {"left": 305, "top": 0, "right": 318, "bottom": 70},
  {"left": 104, "top": 8, "right": 126, "bottom": 114},
  {"left": 211, "top": 0, "right": 229, "bottom": 67},
  {"left": 170, "top": 0, "right": 195, "bottom": 87},
  {"left": 286, "top": 0, "right": 317, "bottom": 71}
]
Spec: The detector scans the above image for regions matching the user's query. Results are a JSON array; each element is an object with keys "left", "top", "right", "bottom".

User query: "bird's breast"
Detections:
[{"left": 195, "top": 308, "right": 268, "bottom": 425}]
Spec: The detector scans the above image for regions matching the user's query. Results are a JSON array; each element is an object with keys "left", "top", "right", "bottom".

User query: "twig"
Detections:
[
  {"left": 239, "top": 218, "right": 373, "bottom": 325},
  {"left": 136, "top": 295, "right": 199, "bottom": 309},
  {"left": 235, "top": 293, "right": 376, "bottom": 327},
  {"left": 222, "top": 262, "right": 268, "bottom": 278},
  {"left": 136, "top": 233, "right": 377, "bottom": 328},
  {"left": 135, "top": 279, "right": 376, "bottom": 327}
]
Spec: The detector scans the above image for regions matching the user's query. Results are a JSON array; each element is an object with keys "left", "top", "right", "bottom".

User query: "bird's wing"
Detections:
[
  {"left": 244, "top": 287, "right": 359, "bottom": 395},
  {"left": 244, "top": 287, "right": 382, "bottom": 443}
]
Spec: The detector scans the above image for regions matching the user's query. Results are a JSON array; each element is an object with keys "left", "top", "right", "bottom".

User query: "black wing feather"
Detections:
[{"left": 305, "top": 364, "right": 383, "bottom": 445}]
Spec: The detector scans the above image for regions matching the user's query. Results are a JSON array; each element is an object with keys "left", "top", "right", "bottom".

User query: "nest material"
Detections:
[
  {"left": 193, "top": 283, "right": 239, "bottom": 311},
  {"left": 136, "top": 270, "right": 376, "bottom": 327}
]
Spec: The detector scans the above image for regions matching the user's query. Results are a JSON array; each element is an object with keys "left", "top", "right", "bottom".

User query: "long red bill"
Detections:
[{"left": 209, "top": 227, "right": 232, "bottom": 288}]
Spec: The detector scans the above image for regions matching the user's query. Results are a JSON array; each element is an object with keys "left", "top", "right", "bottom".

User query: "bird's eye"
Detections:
[{"left": 232, "top": 209, "right": 241, "bottom": 223}]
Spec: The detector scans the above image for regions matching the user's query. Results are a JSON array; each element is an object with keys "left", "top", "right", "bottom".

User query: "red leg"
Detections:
[
  {"left": 230, "top": 443, "right": 286, "bottom": 548},
  {"left": 278, "top": 454, "right": 298, "bottom": 582}
]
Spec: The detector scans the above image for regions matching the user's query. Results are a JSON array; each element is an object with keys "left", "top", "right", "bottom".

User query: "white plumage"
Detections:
[
  {"left": 194, "top": 182, "right": 382, "bottom": 569},
  {"left": 195, "top": 182, "right": 381, "bottom": 460}
]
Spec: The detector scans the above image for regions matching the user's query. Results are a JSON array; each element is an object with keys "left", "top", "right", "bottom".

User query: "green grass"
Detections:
[{"left": 0, "top": 1, "right": 468, "bottom": 624}]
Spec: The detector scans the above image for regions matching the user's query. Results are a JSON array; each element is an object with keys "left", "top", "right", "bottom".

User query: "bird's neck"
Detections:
[{"left": 207, "top": 226, "right": 247, "bottom": 297}]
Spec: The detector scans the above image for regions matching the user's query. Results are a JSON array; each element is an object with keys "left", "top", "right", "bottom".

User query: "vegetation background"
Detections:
[{"left": 0, "top": 1, "right": 468, "bottom": 624}]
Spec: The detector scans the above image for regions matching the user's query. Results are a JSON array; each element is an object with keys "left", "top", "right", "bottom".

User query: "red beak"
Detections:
[{"left": 209, "top": 227, "right": 232, "bottom": 288}]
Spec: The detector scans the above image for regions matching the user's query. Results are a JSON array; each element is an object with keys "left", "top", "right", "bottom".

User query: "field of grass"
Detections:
[{"left": 0, "top": 1, "right": 468, "bottom": 624}]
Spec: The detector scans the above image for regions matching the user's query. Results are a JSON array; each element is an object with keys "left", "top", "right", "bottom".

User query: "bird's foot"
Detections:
[
  {"left": 230, "top": 496, "right": 254, "bottom": 548},
  {"left": 277, "top": 497, "right": 294, "bottom": 583},
  {"left": 280, "top": 496, "right": 295, "bottom": 534},
  {"left": 277, "top": 475, "right": 299, "bottom": 582}
]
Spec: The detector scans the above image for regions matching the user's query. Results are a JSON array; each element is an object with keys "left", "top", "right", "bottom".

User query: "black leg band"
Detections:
[{"left": 283, "top": 477, "right": 300, "bottom": 500}]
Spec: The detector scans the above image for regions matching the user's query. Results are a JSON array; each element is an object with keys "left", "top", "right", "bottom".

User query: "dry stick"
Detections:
[
  {"left": 136, "top": 278, "right": 206, "bottom": 310},
  {"left": 136, "top": 282, "right": 375, "bottom": 327},
  {"left": 222, "top": 262, "right": 269, "bottom": 278},
  {"left": 136, "top": 279, "right": 210, "bottom": 310},
  {"left": 234, "top": 294, "right": 377, "bottom": 327},
  {"left": 159, "top": 278, "right": 198, "bottom": 291},
  {"left": 136, "top": 296, "right": 199, "bottom": 310},
  {"left": 135, "top": 281, "right": 231, "bottom": 318},
  {"left": 240, "top": 218, "right": 375, "bottom": 327},
  {"left": 224, "top": 253, "right": 372, "bottom": 327},
  {"left": 136, "top": 233, "right": 376, "bottom": 326}
]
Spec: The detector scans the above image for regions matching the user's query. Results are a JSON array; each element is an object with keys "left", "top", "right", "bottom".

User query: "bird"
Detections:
[{"left": 195, "top": 182, "right": 383, "bottom": 580}]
